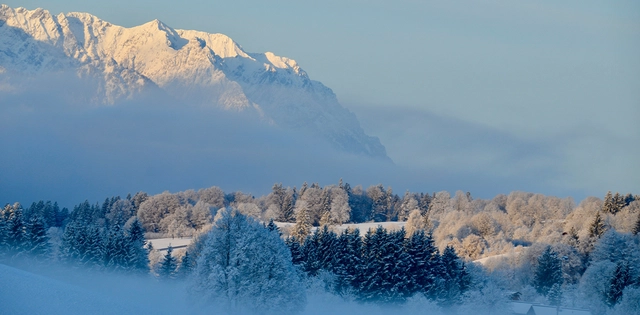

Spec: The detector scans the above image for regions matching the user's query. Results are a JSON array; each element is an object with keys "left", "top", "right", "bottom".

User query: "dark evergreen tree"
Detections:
[
  {"left": 603, "top": 191, "right": 615, "bottom": 214},
  {"left": 381, "top": 228, "right": 412, "bottom": 303},
  {"left": 0, "top": 204, "right": 9, "bottom": 256},
  {"left": 316, "top": 225, "right": 337, "bottom": 271},
  {"left": 589, "top": 211, "right": 606, "bottom": 239},
  {"left": 84, "top": 225, "right": 103, "bottom": 268},
  {"left": 358, "top": 226, "right": 386, "bottom": 302},
  {"left": 301, "top": 232, "right": 320, "bottom": 276},
  {"left": 25, "top": 214, "right": 49, "bottom": 259},
  {"left": 281, "top": 191, "right": 296, "bottom": 223},
  {"left": 125, "top": 217, "right": 149, "bottom": 272},
  {"left": 5, "top": 203, "right": 26, "bottom": 254},
  {"left": 266, "top": 219, "right": 280, "bottom": 236},
  {"left": 547, "top": 283, "right": 563, "bottom": 306},
  {"left": 405, "top": 230, "right": 442, "bottom": 298},
  {"left": 131, "top": 191, "right": 149, "bottom": 213},
  {"left": 103, "top": 224, "right": 128, "bottom": 270},
  {"left": 605, "top": 261, "right": 632, "bottom": 307},
  {"left": 176, "top": 250, "right": 194, "bottom": 278},
  {"left": 613, "top": 192, "right": 625, "bottom": 214},
  {"left": 285, "top": 237, "right": 305, "bottom": 266},
  {"left": 332, "top": 228, "right": 362, "bottom": 294},
  {"left": 439, "top": 245, "right": 470, "bottom": 305},
  {"left": 533, "top": 246, "right": 563, "bottom": 296},
  {"left": 159, "top": 245, "right": 177, "bottom": 279},
  {"left": 55, "top": 205, "right": 69, "bottom": 227},
  {"left": 567, "top": 226, "right": 580, "bottom": 247},
  {"left": 632, "top": 212, "right": 640, "bottom": 236}
]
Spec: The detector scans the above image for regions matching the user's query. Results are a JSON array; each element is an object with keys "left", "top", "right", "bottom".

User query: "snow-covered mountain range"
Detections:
[{"left": 0, "top": 5, "right": 387, "bottom": 159}]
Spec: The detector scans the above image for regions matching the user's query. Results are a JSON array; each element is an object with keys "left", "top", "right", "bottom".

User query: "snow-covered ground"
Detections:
[
  {"left": 0, "top": 263, "right": 148, "bottom": 314},
  {"left": 473, "top": 247, "right": 526, "bottom": 266},
  {"left": 146, "top": 237, "right": 192, "bottom": 253}
]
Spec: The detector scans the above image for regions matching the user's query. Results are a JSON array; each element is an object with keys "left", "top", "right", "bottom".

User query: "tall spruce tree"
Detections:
[
  {"left": 589, "top": 211, "right": 606, "bottom": 239},
  {"left": 285, "top": 237, "right": 305, "bottom": 266},
  {"left": 439, "top": 245, "right": 469, "bottom": 305},
  {"left": 159, "top": 245, "right": 177, "bottom": 279},
  {"left": 632, "top": 212, "right": 640, "bottom": 236},
  {"left": 176, "top": 250, "right": 194, "bottom": 278},
  {"left": 332, "top": 228, "right": 361, "bottom": 294},
  {"left": 25, "top": 214, "right": 49, "bottom": 259},
  {"left": 603, "top": 191, "right": 615, "bottom": 214},
  {"left": 301, "top": 232, "right": 321, "bottom": 276},
  {"left": 316, "top": 225, "right": 337, "bottom": 271},
  {"left": 405, "top": 230, "right": 442, "bottom": 298},
  {"left": 605, "top": 261, "right": 632, "bottom": 307},
  {"left": 5, "top": 203, "right": 26, "bottom": 254},
  {"left": 103, "top": 224, "right": 128, "bottom": 270},
  {"left": 547, "top": 283, "right": 563, "bottom": 306},
  {"left": 125, "top": 217, "right": 149, "bottom": 273},
  {"left": 533, "top": 246, "right": 563, "bottom": 296}
]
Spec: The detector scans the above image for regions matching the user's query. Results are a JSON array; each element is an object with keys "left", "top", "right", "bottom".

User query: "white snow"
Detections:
[
  {"left": 0, "top": 4, "right": 388, "bottom": 158},
  {"left": 0, "top": 263, "right": 147, "bottom": 314},
  {"left": 147, "top": 237, "right": 192, "bottom": 252}
]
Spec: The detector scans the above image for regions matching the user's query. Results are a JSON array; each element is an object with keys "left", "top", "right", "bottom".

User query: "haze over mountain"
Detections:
[{"left": 0, "top": 5, "right": 386, "bottom": 159}]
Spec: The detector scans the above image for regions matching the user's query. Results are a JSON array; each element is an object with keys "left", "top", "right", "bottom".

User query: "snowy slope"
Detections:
[
  {"left": 0, "top": 5, "right": 387, "bottom": 158},
  {"left": 0, "top": 263, "right": 147, "bottom": 314}
]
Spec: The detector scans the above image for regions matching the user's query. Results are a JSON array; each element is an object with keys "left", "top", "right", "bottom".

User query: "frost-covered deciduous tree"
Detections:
[
  {"left": 190, "top": 209, "right": 306, "bottom": 314},
  {"left": 198, "top": 186, "right": 225, "bottom": 209},
  {"left": 137, "top": 192, "right": 181, "bottom": 233},
  {"left": 405, "top": 209, "right": 426, "bottom": 236},
  {"left": 329, "top": 186, "right": 351, "bottom": 224},
  {"left": 190, "top": 201, "right": 213, "bottom": 230}
]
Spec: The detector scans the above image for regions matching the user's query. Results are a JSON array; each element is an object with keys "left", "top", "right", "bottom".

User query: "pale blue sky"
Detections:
[{"left": 5, "top": 0, "right": 639, "bottom": 198}]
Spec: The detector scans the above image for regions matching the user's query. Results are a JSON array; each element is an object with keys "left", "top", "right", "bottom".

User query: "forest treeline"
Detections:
[{"left": 1, "top": 182, "right": 640, "bottom": 314}]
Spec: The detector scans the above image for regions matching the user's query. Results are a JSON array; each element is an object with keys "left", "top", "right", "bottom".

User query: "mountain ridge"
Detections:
[{"left": 0, "top": 4, "right": 388, "bottom": 159}]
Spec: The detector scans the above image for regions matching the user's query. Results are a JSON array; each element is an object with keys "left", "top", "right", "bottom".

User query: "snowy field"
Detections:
[
  {"left": 0, "top": 262, "right": 453, "bottom": 315},
  {"left": 146, "top": 237, "right": 192, "bottom": 253},
  {"left": 0, "top": 263, "right": 149, "bottom": 314}
]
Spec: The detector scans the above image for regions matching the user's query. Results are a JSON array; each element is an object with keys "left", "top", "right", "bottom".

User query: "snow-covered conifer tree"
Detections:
[
  {"left": 316, "top": 225, "right": 337, "bottom": 271},
  {"left": 190, "top": 209, "right": 306, "bottom": 314},
  {"left": 533, "top": 246, "right": 563, "bottom": 296},
  {"left": 125, "top": 217, "right": 149, "bottom": 273},
  {"left": 547, "top": 283, "right": 563, "bottom": 306},
  {"left": 103, "top": 224, "right": 128, "bottom": 270},
  {"left": 176, "top": 250, "right": 194, "bottom": 278},
  {"left": 439, "top": 245, "right": 470, "bottom": 306},
  {"left": 25, "top": 214, "right": 49, "bottom": 259},
  {"left": 158, "top": 245, "right": 177, "bottom": 279},
  {"left": 405, "top": 230, "right": 442, "bottom": 299},
  {"left": 605, "top": 261, "right": 632, "bottom": 307},
  {"left": 5, "top": 203, "right": 26, "bottom": 254},
  {"left": 633, "top": 212, "right": 640, "bottom": 236},
  {"left": 589, "top": 211, "right": 606, "bottom": 239},
  {"left": 291, "top": 201, "right": 312, "bottom": 242}
]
